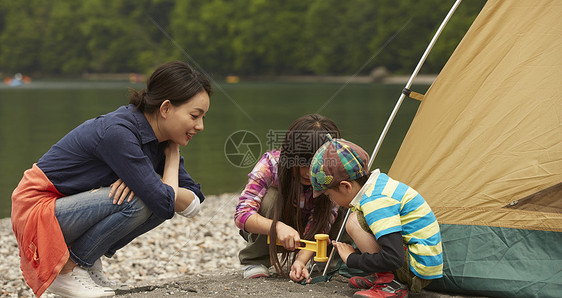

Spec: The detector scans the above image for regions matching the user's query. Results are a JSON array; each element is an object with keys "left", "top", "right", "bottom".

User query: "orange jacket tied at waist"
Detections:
[{"left": 11, "top": 164, "right": 68, "bottom": 297}]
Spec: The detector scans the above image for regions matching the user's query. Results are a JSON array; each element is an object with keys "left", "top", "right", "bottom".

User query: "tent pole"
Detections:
[
  {"left": 369, "top": 0, "right": 462, "bottom": 167},
  {"left": 322, "top": 0, "right": 463, "bottom": 277}
]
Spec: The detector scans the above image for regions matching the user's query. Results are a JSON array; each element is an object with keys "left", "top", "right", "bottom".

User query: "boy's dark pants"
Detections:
[
  {"left": 238, "top": 187, "right": 351, "bottom": 267},
  {"left": 356, "top": 211, "right": 432, "bottom": 293}
]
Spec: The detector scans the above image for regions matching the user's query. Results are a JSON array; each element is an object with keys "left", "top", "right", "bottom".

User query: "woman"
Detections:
[
  {"left": 11, "top": 61, "right": 211, "bottom": 297},
  {"left": 234, "top": 114, "right": 346, "bottom": 282}
]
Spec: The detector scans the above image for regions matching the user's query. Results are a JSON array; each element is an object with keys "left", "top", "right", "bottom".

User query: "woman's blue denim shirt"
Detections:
[{"left": 37, "top": 104, "right": 204, "bottom": 219}]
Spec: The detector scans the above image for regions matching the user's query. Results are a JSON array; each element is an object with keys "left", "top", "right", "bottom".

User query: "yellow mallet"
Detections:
[{"left": 267, "top": 234, "right": 329, "bottom": 262}]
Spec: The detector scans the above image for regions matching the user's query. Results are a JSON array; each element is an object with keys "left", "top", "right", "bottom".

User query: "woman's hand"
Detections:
[
  {"left": 109, "top": 178, "right": 135, "bottom": 205},
  {"left": 332, "top": 240, "right": 356, "bottom": 264},
  {"left": 275, "top": 222, "right": 301, "bottom": 251},
  {"left": 289, "top": 259, "right": 309, "bottom": 282},
  {"left": 164, "top": 141, "right": 180, "bottom": 159}
]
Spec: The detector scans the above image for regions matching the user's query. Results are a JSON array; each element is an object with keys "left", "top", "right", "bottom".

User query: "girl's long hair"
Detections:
[{"left": 268, "top": 114, "right": 341, "bottom": 275}]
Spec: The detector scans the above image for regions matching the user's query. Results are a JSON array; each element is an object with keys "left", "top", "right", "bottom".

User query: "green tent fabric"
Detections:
[
  {"left": 388, "top": 0, "right": 562, "bottom": 297},
  {"left": 427, "top": 225, "right": 561, "bottom": 297}
]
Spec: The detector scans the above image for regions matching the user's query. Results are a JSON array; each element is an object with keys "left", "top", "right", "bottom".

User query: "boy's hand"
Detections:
[
  {"left": 289, "top": 259, "right": 309, "bottom": 282},
  {"left": 332, "top": 240, "right": 355, "bottom": 264}
]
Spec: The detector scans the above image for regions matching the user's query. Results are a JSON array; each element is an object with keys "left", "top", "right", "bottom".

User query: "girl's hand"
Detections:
[
  {"left": 109, "top": 178, "right": 135, "bottom": 205},
  {"left": 276, "top": 222, "right": 301, "bottom": 251},
  {"left": 289, "top": 259, "right": 309, "bottom": 282},
  {"left": 332, "top": 240, "right": 356, "bottom": 264}
]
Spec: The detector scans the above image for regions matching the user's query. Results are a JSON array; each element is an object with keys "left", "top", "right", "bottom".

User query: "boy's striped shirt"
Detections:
[{"left": 351, "top": 171, "right": 443, "bottom": 279}]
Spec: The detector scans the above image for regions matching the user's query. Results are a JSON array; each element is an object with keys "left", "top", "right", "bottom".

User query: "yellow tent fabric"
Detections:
[{"left": 388, "top": 0, "right": 562, "bottom": 232}]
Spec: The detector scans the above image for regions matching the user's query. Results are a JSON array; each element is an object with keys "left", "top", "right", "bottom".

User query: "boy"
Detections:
[{"left": 309, "top": 135, "right": 443, "bottom": 298}]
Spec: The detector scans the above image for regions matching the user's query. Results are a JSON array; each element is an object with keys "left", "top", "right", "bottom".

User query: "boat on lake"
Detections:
[{"left": 3, "top": 73, "right": 31, "bottom": 86}]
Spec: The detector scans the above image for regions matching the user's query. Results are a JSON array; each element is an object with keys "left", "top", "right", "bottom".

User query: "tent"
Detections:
[{"left": 388, "top": 0, "right": 562, "bottom": 297}]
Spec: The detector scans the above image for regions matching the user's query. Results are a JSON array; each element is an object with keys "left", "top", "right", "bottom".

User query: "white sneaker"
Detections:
[
  {"left": 243, "top": 264, "right": 270, "bottom": 279},
  {"left": 47, "top": 266, "right": 115, "bottom": 297},
  {"left": 88, "top": 259, "right": 129, "bottom": 290}
]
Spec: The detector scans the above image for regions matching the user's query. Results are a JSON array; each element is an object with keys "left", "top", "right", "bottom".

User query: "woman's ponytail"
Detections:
[{"left": 129, "top": 88, "right": 147, "bottom": 112}]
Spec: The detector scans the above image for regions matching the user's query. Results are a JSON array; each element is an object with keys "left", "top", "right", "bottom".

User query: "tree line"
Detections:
[{"left": 0, "top": 0, "right": 485, "bottom": 77}]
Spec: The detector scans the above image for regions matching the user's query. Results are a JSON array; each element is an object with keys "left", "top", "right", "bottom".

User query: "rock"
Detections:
[{"left": 370, "top": 66, "right": 389, "bottom": 82}]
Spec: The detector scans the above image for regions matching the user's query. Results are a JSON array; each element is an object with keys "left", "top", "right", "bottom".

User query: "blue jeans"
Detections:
[{"left": 55, "top": 187, "right": 165, "bottom": 268}]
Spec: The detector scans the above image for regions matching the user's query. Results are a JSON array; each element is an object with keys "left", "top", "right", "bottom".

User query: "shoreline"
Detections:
[
  {"left": 3, "top": 73, "right": 438, "bottom": 86},
  {"left": 247, "top": 74, "right": 437, "bottom": 85}
]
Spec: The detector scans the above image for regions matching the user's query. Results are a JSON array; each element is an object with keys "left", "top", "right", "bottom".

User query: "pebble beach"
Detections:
[
  {"left": 0, "top": 193, "right": 247, "bottom": 297},
  {"left": 1, "top": 193, "right": 478, "bottom": 298}
]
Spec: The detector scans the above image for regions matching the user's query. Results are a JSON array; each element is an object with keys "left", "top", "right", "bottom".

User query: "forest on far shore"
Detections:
[{"left": 0, "top": 0, "right": 486, "bottom": 77}]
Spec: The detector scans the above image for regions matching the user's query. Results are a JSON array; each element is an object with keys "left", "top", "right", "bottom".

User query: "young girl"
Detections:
[
  {"left": 11, "top": 61, "right": 211, "bottom": 297},
  {"left": 234, "top": 114, "right": 344, "bottom": 282}
]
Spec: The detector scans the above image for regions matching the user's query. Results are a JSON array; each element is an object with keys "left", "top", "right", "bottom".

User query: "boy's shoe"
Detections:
[
  {"left": 88, "top": 258, "right": 130, "bottom": 290},
  {"left": 243, "top": 264, "right": 270, "bottom": 279},
  {"left": 349, "top": 272, "right": 395, "bottom": 289},
  {"left": 47, "top": 266, "right": 115, "bottom": 297},
  {"left": 353, "top": 280, "right": 408, "bottom": 298}
]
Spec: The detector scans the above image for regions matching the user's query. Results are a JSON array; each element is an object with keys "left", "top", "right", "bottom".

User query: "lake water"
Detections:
[{"left": 0, "top": 80, "right": 427, "bottom": 218}]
